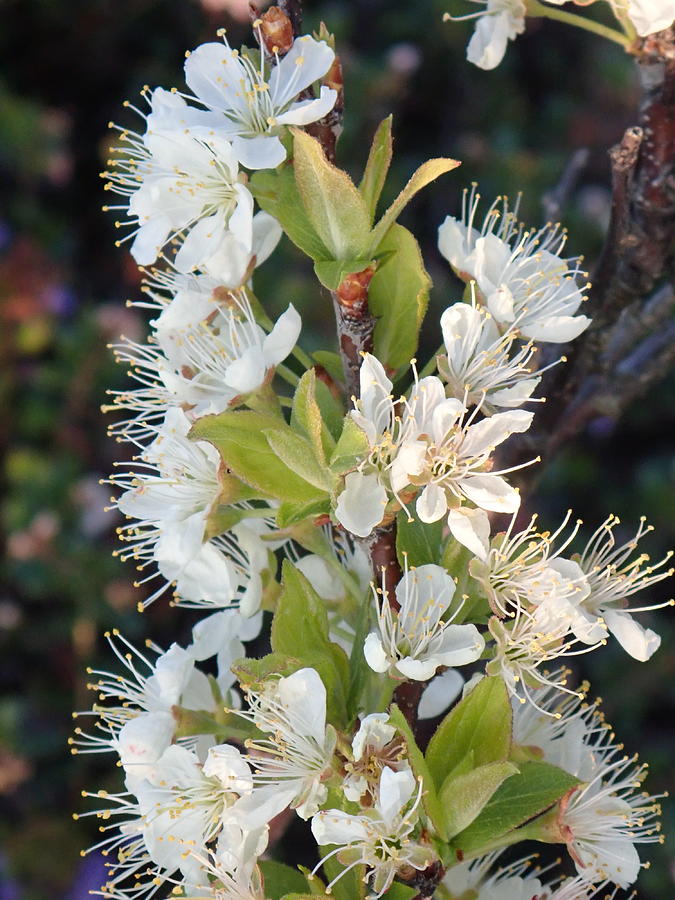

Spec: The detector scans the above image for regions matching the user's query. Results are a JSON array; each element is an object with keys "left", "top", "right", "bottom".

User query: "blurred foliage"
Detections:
[{"left": 0, "top": 0, "right": 672, "bottom": 897}]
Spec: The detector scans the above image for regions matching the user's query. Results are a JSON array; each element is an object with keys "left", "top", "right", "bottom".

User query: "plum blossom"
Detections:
[
  {"left": 334, "top": 353, "right": 534, "bottom": 539},
  {"left": 438, "top": 186, "right": 591, "bottom": 343},
  {"left": 311, "top": 767, "right": 435, "bottom": 898},
  {"left": 104, "top": 90, "right": 260, "bottom": 274},
  {"left": 342, "top": 713, "right": 409, "bottom": 802},
  {"left": 235, "top": 668, "right": 337, "bottom": 824},
  {"left": 108, "top": 287, "right": 300, "bottom": 436},
  {"left": 444, "top": 1, "right": 527, "bottom": 71},
  {"left": 438, "top": 298, "right": 559, "bottom": 412},
  {"left": 543, "top": 0, "right": 675, "bottom": 37},
  {"left": 364, "top": 563, "right": 485, "bottom": 681},
  {"left": 111, "top": 407, "right": 273, "bottom": 610},
  {"left": 574, "top": 515, "right": 673, "bottom": 661},
  {"left": 184, "top": 31, "right": 338, "bottom": 169}
]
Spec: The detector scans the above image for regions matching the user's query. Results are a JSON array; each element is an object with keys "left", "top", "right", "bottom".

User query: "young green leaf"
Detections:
[
  {"left": 368, "top": 224, "right": 430, "bottom": 369},
  {"left": 439, "top": 760, "right": 519, "bottom": 840},
  {"left": 396, "top": 513, "right": 445, "bottom": 568},
  {"left": 313, "top": 258, "right": 375, "bottom": 292},
  {"left": 260, "top": 861, "right": 311, "bottom": 900},
  {"left": 425, "top": 676, "right": 512, "bottom": 787},
  {"left": 292, "top": 129, "right": 372, "bottom": 261},
  {"left": 359, "top": 115, "right": 394, "bottom": 224},
  {"left": 291, "top": 370, "right": 336, "bottom": 464},
  {"left": 450, "top": 761, "right": 580, "bottom": 856},
  {"left": 367, "top": 157, "right": 461, "bottom": 253},
  {"left": 271, "top": 561, "right": 350, "bottom": 726},
  {"left": 389, "top": 704, "right": 448, "bottom": 841},
  {"left": 276, "top": 496, "right": 332, "bottom": 530},
  {"left": 329, "top": 417, "right": 370, "bottom": 476},
  {"left": 250, "top": 164, "right": 331, "bottom": 261},
  {"left": 264, "top": 427, "right": 334, "bottom": 493}
]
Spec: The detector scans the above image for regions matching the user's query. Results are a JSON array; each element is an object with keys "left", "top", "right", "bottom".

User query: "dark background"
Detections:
[{"left": 0, "top": 0, "right": 673, "bottom": 896}]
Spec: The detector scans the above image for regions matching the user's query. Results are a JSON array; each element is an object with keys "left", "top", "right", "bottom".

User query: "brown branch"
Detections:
[
  {"left": 499, "top": 28, "right": 675, "bottom": 483},
  {"left": 331, "top": 265, "right": 377, "bottom": 400}
]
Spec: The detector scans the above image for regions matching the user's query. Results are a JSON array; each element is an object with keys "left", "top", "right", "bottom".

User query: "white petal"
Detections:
[
  {"left": 115, "top": 712, "right": 175, "bottom": 779},
  {"left": 416, "top": 483, "right": 448, "bottom": 523},
  {"left": 418, "top": 669, "right": 464, "bottom": 720},
  {"left": 263, "top": 304, "right": 302, "bottom": 366},
  {"left": 486, "top": 285, "right": 516, "bottom": 324},
  {"left": 269, "top": 36, "right": 335, "bottom": 106},
  {"left": 521, "top": 314, "right": 591, "bottom": 343},
  {"left": 232, "top": 134, "right": 287, "bottom": 170},
  {"left": 438, "top": 216, "right": 473, "bottom": 272},
  {"left": 364, "top": 632, "right": 390, "bottom": 673},
  {"left": 311, "top": 809, "right": 370, "bottom": 847},
  {"left": 396, "top": 656, "right": 440, "bottom": 681},
  {"left": 466, "top": 12, "right": 511, "bottom": 70},
  {"left": 252, "top": 210, "right": 283, "bottom": 265},
  {"left": 603, "top": 609, "right": 661, "bottom": 662},
  {"left": 335, "top": 471, "right": 387, "bottom": 537},
  {"left": 275, "top": 87, "right": 337, "bottom": 126},
  {"left": 130, "top": 215, "right": 172, "bottom": 266},
  {"left": 433, "top": 623, "right": 485, "bottom": 667},
  {"left": 448, "top": 507, "right": 491, "bottom": 560},
  {"left": 174, "top": 213, "right": 225, "bottom": 273},
  {"left": 224, "top": 346, "right": 268, "bottom": 394},
  {"left": 203, "top": 744, "right": 253, "bottom": 793},
  {"left": 460, "top": 473, "right": 521, "bottom": 513},
  {"left": 628, "top": 0, "right": 674, "bottom": 36}
]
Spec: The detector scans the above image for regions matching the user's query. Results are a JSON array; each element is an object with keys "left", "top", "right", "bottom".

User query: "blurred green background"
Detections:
[{"left": 0, "top": 0, "right": 672, "bottom": 896}]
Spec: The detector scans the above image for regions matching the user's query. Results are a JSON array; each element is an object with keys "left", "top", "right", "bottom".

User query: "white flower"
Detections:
[
  {"left": 311, "top": 766, "right": 434, "bottom": 898},
  {"left": 104, "top": 89, "right": 257, "bottom": 272},
  {"left": 442, "top": 851, "right": 546, "bottom": 899},
  {"left": 188, "top": 840, "right": 268, "bottom": 900},
  {"left": 575, "top": 515, "right": 673, "bottom": 661},
  {"left": 111, "top": 408, "right": 274, "bottom": 611},
  {"left": 486, "top": 604, "right": 604, "bottom": 711},
  {"left": 438, "top": 186, "right": 591, "bottom": 343},
  {"left": 70, "top": 631, "right": 209, "bottom": 757},
  {"left": 236, "top": 668, "right": 337, "bottom": 824},
  {"left": 625, "top": 0, "right": 674, "bottom": 35},
  {"left": 108, "top": 288, "right": 300, "bottom": 433},
  {"left": 557, "top": 742, "right": 663, "bottom": 888},
  {"left": 335, "top": 353, "right": 534, "bottom": 538},
  {"left": 184, "top": 32, "right": 337, "bottom": 169},
  {"left": 438, "top": 299, "right": 556, "bottom": 412},
  {"left": 418, "top": 668, "right": 465, "bottom": 719},
  {"left": 469, "top": 511, "right": 607, "bottom": 646},
  {"left": 364, "top": 563, "right": 485, "bottom": 681},
  {"left": 343, "top": 713, "right": 409, "bottom": 802},
  {"left": 132, "top": 742, "right": 253, "bottom": 882},
  {"left": 444, "top": 0, "right": 526, "bottom": 70}
]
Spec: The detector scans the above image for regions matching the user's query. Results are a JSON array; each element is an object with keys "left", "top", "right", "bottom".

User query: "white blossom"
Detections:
[
  {"left": 575, "top": 515, "right": 673, "bottom": 661},
  {"left": 444, "top": 1, "right": 527, "bottom": 71},
  {"left": 442, "top": 852, "right": 547, "bottom": 899},
  {"left": 364, "top": 563, "right": 485, "bottom": 681},
  {"left": 439, "top": 298, "right": 559, "bottom": 412},
  {"left": 311, "top": 766, "right": 435, "bottom": 898},
  {"left": 544, "top": 0, "right": 675, "bottom": 37},
  {"left": 184, "top": 31, "right": 337, "bottom": 169},
  {"left": 558, "top": 739, "right": 663, "bottom": 888},
  {"left": 110, "top": 408, "right": 273, "bottom": 611},
  {"left": 108, "top": 288, "right": 300, "bottom": 435},
  {"left": 438, "top": 186, "right": 591, "bottom": 343},
  {"left": 104, "top": 89, "right": 259, "bottom": 273},
  {"left": 343, "top": 713, "right": 409, "bottom": 802},
  {"left": 335, "top": 353, "right": 534, "bottom": 538},
  {"left": 235, "top": 668, "right": 337, "bottom": 824}
]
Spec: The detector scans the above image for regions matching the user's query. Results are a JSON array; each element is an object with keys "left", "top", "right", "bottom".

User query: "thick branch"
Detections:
[{"left": 331, "top": 265, "right": 377, "bottom": 400}]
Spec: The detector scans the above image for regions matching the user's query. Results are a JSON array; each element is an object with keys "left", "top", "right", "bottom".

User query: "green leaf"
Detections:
[
  {"left": 368, "top": 224, "right": 430, "bottom": 369},
  {"left": 191, "top": 411, "right": 327, "bottom": 503},
  {"left": 359, "top": 116, "right": 393, "bottom": 224},
  {"left": 439, "top": 760, "right": 519, "bottom": 840},
  {"left": 260, "top": 861, "right": 310, "bottom": 900},
  {"left": 389, "top": 704, "right": 447, "bottom": 840},
  {"left": 292, "top": 129, "right": 372, "bottom": 260},
  {"left": 368, "top": 157, "right": 461, "bottom": 252},
  {"left": 271, "top": 560, "right": 350, "bottom": 726},
  {"left": 314, "top": 377, "right": 345, "bottom": 442},
  {"left": 425, "top": 677, "right": 512, "bottom": 788},
  {"left": 264, "top": 428, "right": 334, "bottom": 493},
  {"left": 451, "top": 761, "right": 580, "bottom": 855},
  {"left": 250, "top": 164, "right": 331, "bottom": 261},
  {"left": 382, "top": 885, "right": 417, "bottom": 899},
  {"left": 276, "top": 496, "right": 331, "bottom": 529},
  {"left": 319, "top": 849, "right": 366, "bottom": 900},
  {"left": 232, "top": 652, "right": 310, "bottom": 686},
  {"left": 442, "top": 540, "right": 490, "bottom": 624},
  {"left": 329, "top": 417, "right": 370, "bottom": 476},
  {"left": 396, "top": 512, "right": 445, "bottom": 567},
  {"left": 314, "top": 258, "right": 374, "bottom": 291},
  {"left": 291, "top": 369, "right": 336, "bottom": 463}
]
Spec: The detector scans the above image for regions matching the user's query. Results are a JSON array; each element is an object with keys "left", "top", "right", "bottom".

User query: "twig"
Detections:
[{"left": 541, "top": 148, "right": 589, "bottom": 223}]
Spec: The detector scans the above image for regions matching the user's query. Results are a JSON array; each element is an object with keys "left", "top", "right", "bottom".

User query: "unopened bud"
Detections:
[{"left": 259, "top": 7, "right": 294, "bottom": 56}]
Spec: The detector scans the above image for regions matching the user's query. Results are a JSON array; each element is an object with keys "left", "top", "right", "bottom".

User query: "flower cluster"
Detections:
[{"left": 75, "top": 10, "right": 672, "bottom": 900}]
